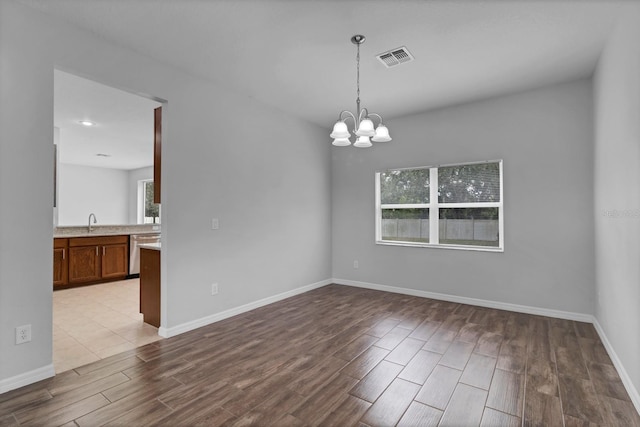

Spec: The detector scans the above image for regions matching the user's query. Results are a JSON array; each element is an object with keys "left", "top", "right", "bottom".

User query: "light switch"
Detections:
[{"left": 212, "top": 218, "right": 219, "bottom": 230}]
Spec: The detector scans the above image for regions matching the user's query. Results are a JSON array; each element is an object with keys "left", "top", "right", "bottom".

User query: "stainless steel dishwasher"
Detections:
[{"left": 129, "top": 234, "right": 161, "bottom": 275}]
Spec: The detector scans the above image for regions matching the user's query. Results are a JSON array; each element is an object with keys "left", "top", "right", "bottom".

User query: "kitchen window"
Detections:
[
  {"left": 375, "top": 160, "right": 503, "bottom": 251},
  {"left": 138, "top": 180, "right": 160, "bottom": 224}
]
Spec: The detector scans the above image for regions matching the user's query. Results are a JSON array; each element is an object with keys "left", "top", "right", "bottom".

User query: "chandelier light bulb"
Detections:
[
  {"left": 330, "top": 121, "right": 350, "bottom": 139},
  {"left": 332, "top": 137, "right": 352, "bottom": 147},
  {"left": 354, "top": 135, "right": 372, "bottom": 148},
  {"left": 355, "top": 118, "right": 375, "bottom": 137},
  {"left": 372, "top": 124, "right": 392, "bottom": 142}
]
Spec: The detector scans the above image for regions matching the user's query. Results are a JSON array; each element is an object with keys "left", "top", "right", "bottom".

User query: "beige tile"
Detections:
[
  {"left": 114, "top": 321, "right": 156, "bottom": 335},
  {"left": 127, "top": 312, "right": 144, "bottom": 320},
  {"left": 91, "top": 310, "right": 124, "bottom": 321},
  {"left": 127, "top": 333, "right": 163, "bottom": 347},
  {"left": 94, "top": 341, "right": 138, "bottom": 358},
  {"left": 53, "top": 342, "right": 93, "bottom": 358},
  {"left": 117, "top": 332, "right": 160, "bottom": 345},
  {"left": 53, "top": 335, "right": 82, "bottom": 351},
  {"left": 54, "top": 312, "right": 88, "bottom": 324},
  {"left": 53, "top": 278, "right": 163, "bottom": 374},
  {"left": 63, "top": 321, "right": 107, "bottom": 335},
  {"left": 54, "top": 359, "right": 94, "bottom": 373},
  {"left": 84, "top": 333, "right": 130, "bottom": 352},
  {"left": 54, "top": 345, "right": 100, "bottom": 373},
  {"left": 96, "top": 316, "right": 140, "bottom": 331},
  {"left": 68, "top": 327, "right": 115, "bottom": 343}
]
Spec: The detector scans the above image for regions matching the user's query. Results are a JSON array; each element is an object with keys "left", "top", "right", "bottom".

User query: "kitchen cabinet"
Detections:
[
  {"left": 64, "top": 235, "right": 129, "bottom": 286},
  {"left": 140, "top": 246, "right": 160, "bottom": 327},
  {"left": 153, "top": 106, "right": 162, "bottom": 204},
  {"left": 53, "top": 238, "right": 68, "bottom": 287},
  {"left": 68, "top": 245, "right": 101, "bottom": 283},
  {"left": 102, "top": 243, "right": 129, "bottom": 280}
]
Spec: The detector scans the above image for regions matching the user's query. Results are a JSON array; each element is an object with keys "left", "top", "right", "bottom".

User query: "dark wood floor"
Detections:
[{"left": 1, "top": 284, "right": 638, "bottom": 426}]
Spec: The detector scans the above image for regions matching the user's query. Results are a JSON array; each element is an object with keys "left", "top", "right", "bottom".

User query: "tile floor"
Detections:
[{"left": 53, "top": 278, "right": 163, "bottom": 373}]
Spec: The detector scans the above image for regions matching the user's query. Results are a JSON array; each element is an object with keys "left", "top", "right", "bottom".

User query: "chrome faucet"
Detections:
[{"left": 88, "top": 213, "right": 97, "bottom": 232}]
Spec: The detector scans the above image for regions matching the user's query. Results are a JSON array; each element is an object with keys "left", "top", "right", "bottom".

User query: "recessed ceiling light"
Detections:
[
  {"left": 79, "top": 120, "right": 95, "bottom": 126},
  {"left": 96, "top": 153, "right": 111, "bottom": 157}
]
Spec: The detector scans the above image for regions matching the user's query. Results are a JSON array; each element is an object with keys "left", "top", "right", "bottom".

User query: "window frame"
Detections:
[{"left": 375, "top": 160, "right": 504, "bottom": 252}]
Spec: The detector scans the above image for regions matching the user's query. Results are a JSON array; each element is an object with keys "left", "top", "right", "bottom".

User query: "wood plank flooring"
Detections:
[{"left": 1, "top": 284, "right": 638, "bottom": 426}]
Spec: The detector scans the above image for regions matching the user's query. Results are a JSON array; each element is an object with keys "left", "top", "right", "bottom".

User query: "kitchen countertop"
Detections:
[
  {"left": 139, "top": 242, "right": 161, "bottom": 251},
  {"left": 54, "top": 225, "right": 161, "bottom": 238}
]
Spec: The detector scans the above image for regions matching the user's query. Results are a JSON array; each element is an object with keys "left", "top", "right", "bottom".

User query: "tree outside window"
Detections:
[{"left": 144, "top": 181, "right": 160, "bottom": 223}]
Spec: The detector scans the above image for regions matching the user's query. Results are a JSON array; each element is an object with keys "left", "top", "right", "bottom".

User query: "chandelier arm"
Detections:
[
  {"left": 339, "top": 110, "right": 357, "bottom": 124},
  {"left": 368, "top": 113, "right": 384, "bottom": 125}
]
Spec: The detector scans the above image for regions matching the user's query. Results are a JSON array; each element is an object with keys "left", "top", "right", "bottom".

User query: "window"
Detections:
[
  {"left": 376, "top": 160, "right": 503, "bottom": 251},
  {"left": 138, "top": 180, "right": 160, "bottom": 224}
]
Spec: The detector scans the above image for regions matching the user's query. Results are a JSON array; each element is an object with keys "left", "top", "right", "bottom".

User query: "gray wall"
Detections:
[
  {"left": 0, "top": 0, "right": 54, "bottom": 385},
  {"left": 594, "top": 5, "right": 640, "bottom": 398},
  {"left": 332, "top": 79, "right": 595, "bottom": 315},
  {"left": 0, "top": 1, "right": 331, "bottom": 385}
]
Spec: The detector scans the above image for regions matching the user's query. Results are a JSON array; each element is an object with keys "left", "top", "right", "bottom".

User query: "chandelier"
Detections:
[{"left": 330, "top": 35, "right": 392, "bottom": 148}]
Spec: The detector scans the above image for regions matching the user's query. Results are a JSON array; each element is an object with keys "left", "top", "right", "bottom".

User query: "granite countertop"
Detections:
[
  {"left": 54, "top": 225, "right": 161, "bottom": 238},
  {"left": 139, "top": 242, "right": 161, "bottom": 251}
]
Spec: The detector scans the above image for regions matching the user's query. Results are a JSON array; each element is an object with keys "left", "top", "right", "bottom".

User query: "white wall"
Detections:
[
  {"left": 332, "top": 79, "right": 595, "bottom": 315},
  {"left": 58, "top": 163, "right": 128, "bottom": 225},
  {"left": 127, "top": 166, "right": 153, "bottom": 224},
  {"left": 593, "top": 5, "right": 640, "bottom": 400},
  {"left": 0, "top": 0, "right": 331, "bottom": 390}
]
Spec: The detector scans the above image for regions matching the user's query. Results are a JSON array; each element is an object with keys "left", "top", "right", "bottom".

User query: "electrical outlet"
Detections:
[
  {"left": 211, "top": 218, "right": 219, "bottom": 230},
  {"left": 211, "top": 283, "right": 219, "bottom": 295},
  {"left": 16, "top": 324, "right": 31, "bottom": 345},
  {"left": 353, "top": 260, "right": 359, "bottom": 269}
]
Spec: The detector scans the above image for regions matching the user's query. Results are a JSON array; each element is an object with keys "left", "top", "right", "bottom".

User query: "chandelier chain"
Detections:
[{"left": 356, "top": 41, "right": 360, "bottom": 110}]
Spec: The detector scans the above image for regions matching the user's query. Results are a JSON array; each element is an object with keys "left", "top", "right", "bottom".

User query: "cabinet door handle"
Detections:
[
  {"left": 103, "top": 247, "right": 106, "bottom": 256},
  {"left": 96, "top": 246, "right": 99, "bottom": 256},
  {"left": 62, "top": 249, "right": 65, "bottom": 260}
]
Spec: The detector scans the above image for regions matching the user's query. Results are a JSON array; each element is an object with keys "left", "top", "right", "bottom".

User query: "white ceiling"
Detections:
[
  {"left": 54, "top": 70, "right": 160, "bottom": 170},
  {"left": 32, "top": 0, "right": 629, "bottom": 167}
]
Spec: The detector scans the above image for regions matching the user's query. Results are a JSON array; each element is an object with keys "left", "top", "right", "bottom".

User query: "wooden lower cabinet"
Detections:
[
  {"left": 102, "top": 243, "right": 129, "bottom": 279},
  {"left": 140, "top": 247, "right": 160, "bottom": 327},
  {"left": 55, "top": 235, "right": 129, "bottom": 287},
  {"left": 68, "top": 245, "right": 101, "bottom": 284},
  {"left": 53, "top": 238, "right": 69, "bottom": 287}
]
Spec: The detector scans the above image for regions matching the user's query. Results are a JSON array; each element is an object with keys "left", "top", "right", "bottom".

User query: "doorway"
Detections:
[{"left": 53, "top": 70, "right": 164, "bottom": 373}]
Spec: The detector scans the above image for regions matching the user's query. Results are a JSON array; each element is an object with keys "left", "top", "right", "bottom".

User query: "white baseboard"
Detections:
[
  {"left": 0, "top": 364, "right": 55, "bottom": 394},
  {"left": 333, "top": 278, "right": 593, "bottom": 322},
  {"left": 592, "top": 318, "right": 640, "bottom": 414},
  {"left": 158, "top": 278, "right": 332, "bottom": 338}
]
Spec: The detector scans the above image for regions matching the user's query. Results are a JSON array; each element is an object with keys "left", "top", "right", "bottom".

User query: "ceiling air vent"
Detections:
[{"left": 376, "top": 46, "right": 414, "bottom": 68}]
